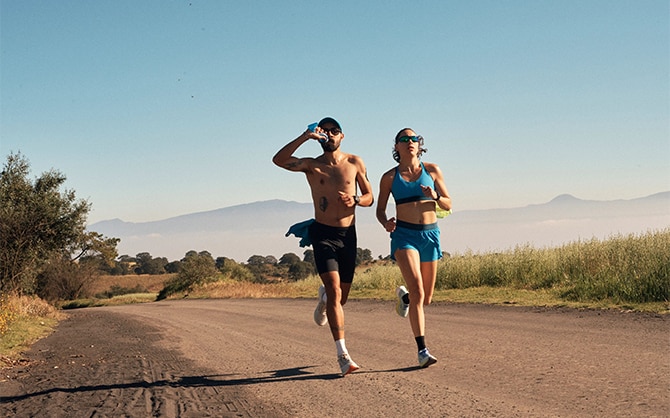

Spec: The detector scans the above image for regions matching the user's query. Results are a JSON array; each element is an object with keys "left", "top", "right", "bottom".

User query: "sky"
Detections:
[{"left": 1, "top": 0, "right": 668, "bottom": 225}]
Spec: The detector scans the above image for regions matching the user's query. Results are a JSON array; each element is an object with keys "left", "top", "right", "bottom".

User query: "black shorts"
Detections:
[{"left": 309, "top": 221, "right": 357, "bottom": 283}]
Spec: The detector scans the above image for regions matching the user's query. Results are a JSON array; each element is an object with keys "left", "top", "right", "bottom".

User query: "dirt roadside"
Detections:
[{"left": 1, "top": 299, "right": 668, "bottom": 417}]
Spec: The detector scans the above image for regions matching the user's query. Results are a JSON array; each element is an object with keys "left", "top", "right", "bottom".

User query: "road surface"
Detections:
[{"left": 1, "top": 299, "right": 668, "bottom": 417}]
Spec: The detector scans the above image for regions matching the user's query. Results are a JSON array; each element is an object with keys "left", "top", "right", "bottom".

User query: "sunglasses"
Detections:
[
  {"left": 396, "top": 135, "right": 420, "bottom": 143},
  {"left": 321, "top": 127, "right": 342, "bottom": 135}
]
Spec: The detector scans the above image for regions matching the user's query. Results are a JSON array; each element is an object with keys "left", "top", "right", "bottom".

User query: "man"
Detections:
[{"left": 272, "top": 117, "right": 373, "bottom": 376}]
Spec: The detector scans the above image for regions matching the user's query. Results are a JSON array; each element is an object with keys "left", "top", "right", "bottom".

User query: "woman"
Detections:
[{"left": 376, "top": 128, "right": 452, "bottom": 368}]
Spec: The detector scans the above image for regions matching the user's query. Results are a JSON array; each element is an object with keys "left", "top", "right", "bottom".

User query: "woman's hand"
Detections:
[
  {"left": 421, "top": 185, "right": 438, "bottom": 200},
  {"left": 383, "top": 217, "right": 396, "bottom": 233}
]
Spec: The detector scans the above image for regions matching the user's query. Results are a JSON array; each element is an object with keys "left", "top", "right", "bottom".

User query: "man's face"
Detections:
[{"left": 319, "top": 123, "right": 343, "bottom": 152}]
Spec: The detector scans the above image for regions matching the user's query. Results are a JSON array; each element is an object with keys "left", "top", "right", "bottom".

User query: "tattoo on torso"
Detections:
[{"left": 319, "top": 197, "right": 328, "bottom": 212}]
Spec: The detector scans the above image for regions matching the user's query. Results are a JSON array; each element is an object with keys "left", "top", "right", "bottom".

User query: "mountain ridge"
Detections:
[{"left": 89, "top": 192, "right": 670, "bottom": 262}]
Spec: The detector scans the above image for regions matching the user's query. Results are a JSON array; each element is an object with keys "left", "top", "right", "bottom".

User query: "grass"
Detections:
[
  {"left": 0, "top": 295, "right": 62, "bottom": 367},
  {"left": 2, "top": 228, "right": 668, "bottom": 366}
]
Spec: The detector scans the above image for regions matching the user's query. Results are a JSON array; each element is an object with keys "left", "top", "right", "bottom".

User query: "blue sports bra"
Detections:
[{"left": 391, "top": 162, "right": 435, "bottom": 205}]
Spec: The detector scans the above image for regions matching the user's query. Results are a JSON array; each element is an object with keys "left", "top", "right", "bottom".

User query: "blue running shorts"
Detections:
[{"left": 390, "top": 220, "right": 442, "bottom": 262}]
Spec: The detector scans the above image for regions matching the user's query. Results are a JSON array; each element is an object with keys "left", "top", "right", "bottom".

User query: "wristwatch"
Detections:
[{"left": 353, "top": 195, "right": 361, "bottom": 205}]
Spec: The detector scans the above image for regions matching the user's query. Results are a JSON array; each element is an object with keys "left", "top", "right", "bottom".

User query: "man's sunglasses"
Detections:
[
  {"left": 321, "top": 127, "right": 342, "bottom": 135},
  {"left": 396, "top": 135, "right": 420, "bottom": 143}
]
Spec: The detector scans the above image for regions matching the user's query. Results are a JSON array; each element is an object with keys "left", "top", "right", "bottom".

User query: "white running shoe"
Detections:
[
  {"left": 338, "top": 353, "right": 360, "bottom": 376},
  {"left": 418, "top": 348, "right": 437, "bottom": 368},
  {"left": 314, "top": 285, "right": 328, "bottom": 326},
  {"left": 395, "top": 285, "right": 409, "bottom": 318}
]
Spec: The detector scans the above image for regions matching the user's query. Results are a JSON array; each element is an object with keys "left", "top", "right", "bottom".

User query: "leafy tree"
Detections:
[
  {"left": 134, "top": 252, "right": 167, "bottom": 275},
  {"left": 156, "top": 251, "right": 218, "bottom": 300},
  {"left": 356, "top": 248, "right": 373, "bottom": 266},
  {"left": 247, "top": 255, "right": 266, "bottom": 266},
  {"left": 303, "top": 249, "right": 315, "bottom": 264},
  {"left": 183, "top": 250, "right": 198, "bottom": 259},
  {"left": 198, "top": 250, "right": 213, "bottom": 259},
  {"left": 217, "top": 256, "right": 254, "bottom": 281},
  {"left": 288, "top": 261, "right": 314, "bottom": 281},
  {"left": 279, "top": 253, "right": 301, "bottom": 266},
  {"left": 215, "top": 256, "right": 231, "bottom": 270},
  {"left": 0, "top": 152, "right": 117, "bottom": 295},
  {"left": 164, "top": 260, "right": 181, "bottom": 273}
]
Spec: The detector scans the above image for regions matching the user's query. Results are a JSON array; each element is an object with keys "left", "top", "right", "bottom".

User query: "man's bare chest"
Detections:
[{"left": 309, "top": 165, "right": 356, "bottom": 187}]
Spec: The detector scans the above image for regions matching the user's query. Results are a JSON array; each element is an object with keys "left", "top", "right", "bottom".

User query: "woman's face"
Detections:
[{"left": 395, "top": 129, "right": 419, "bottom": 158}]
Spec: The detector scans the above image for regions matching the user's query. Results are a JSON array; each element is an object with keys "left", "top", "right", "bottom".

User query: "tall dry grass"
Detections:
[
  {"left": 439, "top": 228, "right": 669, "bottom": 304},
  {"left": 182, "top": 229, "right": 669, "bottom": 307}
]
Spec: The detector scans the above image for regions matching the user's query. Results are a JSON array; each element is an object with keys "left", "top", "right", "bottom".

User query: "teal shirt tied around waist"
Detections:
[{"left": 285, "top": 218, "right": 315, "bottom": 247}]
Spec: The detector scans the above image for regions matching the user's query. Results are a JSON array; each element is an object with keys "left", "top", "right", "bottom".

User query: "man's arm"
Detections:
[
  {"left": 272, "top": 131, "right": 319, "bottom": 172},
  {"left": 354, "top": 157, "right": 374, "bottom": 207}
]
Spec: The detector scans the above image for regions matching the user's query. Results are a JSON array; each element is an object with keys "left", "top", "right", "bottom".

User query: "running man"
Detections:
[{"left": 272, "top": 117, "right": 374, "bottom": 376}]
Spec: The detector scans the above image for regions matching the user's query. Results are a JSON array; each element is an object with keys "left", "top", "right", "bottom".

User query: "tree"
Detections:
[
  {"left": 156, "top": 251, "right": 218, "bottom": 300},
  {"left": 247, "top": 255, "right": 266, "bottom": 266},
  {"left": 164, "top": 260, "right": 181, "bottom": 273},
  {"left": 288, "top": 261, "right": 314, "bottom": 281},
  {"left": 303, "top": 249, "right": 315, "bottom": 264},
  {"left": 0, "top": 153, "right": 116, "bottom": 295},
  {"left": 134, "top": 252, "right": 167, "bottom": 275},
  {"left": 356, "top": 248, "right": 373, "bottom": 266},
  {"left": 279, "top": 253, "right": 301, "bottom": 266}
]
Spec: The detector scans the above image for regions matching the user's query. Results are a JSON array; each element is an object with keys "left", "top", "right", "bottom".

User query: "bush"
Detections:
[{"left": 36, "top": 258, "right": 98, "bottom": 303}]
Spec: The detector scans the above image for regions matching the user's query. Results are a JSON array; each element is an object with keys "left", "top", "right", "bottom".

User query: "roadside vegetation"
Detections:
[{"left": 1, "top": 152, "right": 668, "bottom": 365}]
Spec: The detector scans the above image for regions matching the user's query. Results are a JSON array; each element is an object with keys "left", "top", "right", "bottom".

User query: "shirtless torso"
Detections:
[{"left": 273, "top": 124, "right": 373, "bottom": 226}]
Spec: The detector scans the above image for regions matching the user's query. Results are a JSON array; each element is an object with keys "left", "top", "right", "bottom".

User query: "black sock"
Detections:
[
  {"left": 402, "top": 293, "right": 409, "bottom": 304},
  {"left": 415, "top": 336, "right": 426, "bottom": 351}
]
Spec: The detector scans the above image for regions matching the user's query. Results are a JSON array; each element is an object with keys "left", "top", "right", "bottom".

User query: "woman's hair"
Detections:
[{"left": 393, "top": 127, "right": 427, "bottom": 162}]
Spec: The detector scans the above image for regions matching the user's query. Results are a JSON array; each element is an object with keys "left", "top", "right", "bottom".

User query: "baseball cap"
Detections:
[{"left": 318, "top": 117, "right": 341, "bottom": 131}]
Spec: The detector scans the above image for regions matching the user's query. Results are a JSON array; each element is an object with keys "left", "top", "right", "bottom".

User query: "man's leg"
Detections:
[
  {"left": 321, "top": 271, "right": 344, "bottom": 341},
  {"left": 322, "top": 271, "right": 359, "bottom": 375}
]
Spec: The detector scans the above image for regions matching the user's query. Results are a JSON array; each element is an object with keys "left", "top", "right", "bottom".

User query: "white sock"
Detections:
[{"left": 335, "top": 339, "right": 347, "bottom": 357}]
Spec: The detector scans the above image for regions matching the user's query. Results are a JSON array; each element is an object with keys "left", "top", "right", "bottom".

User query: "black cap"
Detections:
[{"left": 318, "top": 117, "right": 341, "bottom": 131}]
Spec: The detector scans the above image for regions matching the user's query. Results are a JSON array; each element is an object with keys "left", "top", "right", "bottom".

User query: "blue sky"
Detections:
[{"left": 1, "top": 1, "right": 668, "bottom": 224}]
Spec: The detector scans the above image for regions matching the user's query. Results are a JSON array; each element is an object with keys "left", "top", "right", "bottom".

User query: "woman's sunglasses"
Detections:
[{"left": 396, "top": 135, "right": 421, "bottom": 143}]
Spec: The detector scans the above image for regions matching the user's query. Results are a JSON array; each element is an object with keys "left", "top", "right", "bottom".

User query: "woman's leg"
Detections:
[
  {"left": 420, "top": 261, "right": 438, "bottom": 305},
  {"left": 394, "top": 248, "right": 424, "bottom": 338}
]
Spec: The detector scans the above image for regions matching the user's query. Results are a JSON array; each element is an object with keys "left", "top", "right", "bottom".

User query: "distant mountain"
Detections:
[{"left": 88, "top": 192, "right": 670, "bottom": 262}]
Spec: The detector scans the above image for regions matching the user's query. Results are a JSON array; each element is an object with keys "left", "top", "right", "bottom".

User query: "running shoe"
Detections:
[
  {"left": 395, "top": 285, "right": 409, "bottom": 318},
  {"left": 418, "top": 348, "right": 437, "bottom": 368},
  {"left": 338, "top": 353, "right": 360, "bottom": 376},
  {"left": 313, "top": 285, "right": 328, "bottom": 326}
]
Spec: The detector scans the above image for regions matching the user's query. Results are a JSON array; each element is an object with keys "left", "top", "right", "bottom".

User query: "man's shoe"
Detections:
[
  {"left": 395, "top": 286, "right": 409, "bottom": 318},
  {"left": 418, "top": 348, "right": 437, "bottom": 368},
  {"left": 313, "top": 285, "right": 327, "bottom": 326},
  {"left": 338, "top": 353, "right": 360, "bottom": 376}
]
